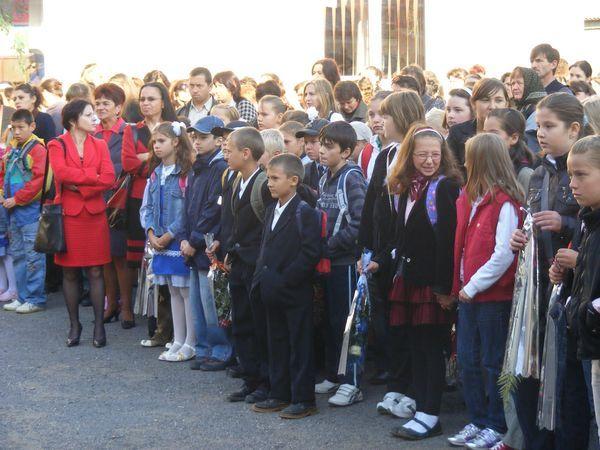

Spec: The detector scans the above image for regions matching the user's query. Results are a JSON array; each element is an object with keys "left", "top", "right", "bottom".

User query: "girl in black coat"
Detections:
[{"left": 378, "top": 123, "right": 462, "bottom": 441}]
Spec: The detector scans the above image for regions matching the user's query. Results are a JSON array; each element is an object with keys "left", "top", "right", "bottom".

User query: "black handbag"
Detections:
[{"left": 34, "top": 138, "right": 66, "bottom": 254}]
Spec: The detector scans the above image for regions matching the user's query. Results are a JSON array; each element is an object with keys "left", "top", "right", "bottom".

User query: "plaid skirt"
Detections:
[{"left": 388, "top": 275, "right": 455, "bottom": 326}]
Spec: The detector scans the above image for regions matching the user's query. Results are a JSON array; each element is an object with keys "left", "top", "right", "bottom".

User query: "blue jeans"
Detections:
[
  {"left": 457, "top": 301, "right": 511, "bottom": 433},
  {"left": 8, "top": 221, "right": 46, "bottom": 305},
  {"left": 189, "top": 269, "right": 232, "bottom": 362}
]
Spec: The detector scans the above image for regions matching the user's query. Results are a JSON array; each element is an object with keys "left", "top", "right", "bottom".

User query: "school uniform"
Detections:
[
  {"left": 226, "top": 168, "right": 274, "bottom": 390},
  {"left": 253, "top": 195, "right": 321, "bottom": 403}
]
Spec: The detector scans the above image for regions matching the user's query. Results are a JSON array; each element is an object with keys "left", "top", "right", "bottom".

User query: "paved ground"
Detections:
[{"left": 1, "top": 293, "right": 470, "bottom": 450}]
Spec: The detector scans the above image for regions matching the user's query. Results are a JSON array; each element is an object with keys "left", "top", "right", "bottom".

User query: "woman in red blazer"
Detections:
[{"left": 48, "top": 99, "right": 115, "bottom": 348}]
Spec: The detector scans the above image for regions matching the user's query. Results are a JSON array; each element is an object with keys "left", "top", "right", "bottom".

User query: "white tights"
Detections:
[
  {"left": 168, "top": 283, "right": 197, "bottom": 349},
  {"left": 0, "top": 255, "right": 17, "bottom": 293}
]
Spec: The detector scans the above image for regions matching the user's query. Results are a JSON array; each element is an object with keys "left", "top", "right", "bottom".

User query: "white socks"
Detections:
[{"left": 403, "top": 411, "right": 438, "bottom": 433}]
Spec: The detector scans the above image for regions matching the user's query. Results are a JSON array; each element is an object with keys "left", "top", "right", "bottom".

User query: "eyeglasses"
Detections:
[{"left": 414, "top": 153, "right": 442, "bottom": 162}]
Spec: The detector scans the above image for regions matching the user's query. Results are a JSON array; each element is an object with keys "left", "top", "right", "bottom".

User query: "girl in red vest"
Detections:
[{"left": 448, "top": 133, "right": 524, "bottom": 449}]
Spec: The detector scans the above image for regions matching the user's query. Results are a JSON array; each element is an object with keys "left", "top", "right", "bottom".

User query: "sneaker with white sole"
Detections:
[
  {"left": 447, "top": 423, "right": 482, "bottom": 447},
  {"left": 376, "top": 392, "right": 404, "bottom": 415},
  {"left": 3, "top": 299, "right": 21, "bottom": 311},
  {"left": 490, "top": 441, "right": 513, "bottom": 450},
  {"left": 465, "top": 428, "right": 503, "bottom": 449},
  {"left": 315, "top": 379, "right": 340, "bottom": 394},
  {"left": 15, "top": 302, "right": 45, "bottom": 314},
  {"left": 389, "top": 395, "right": 416, "bottom": 418},
  {"left": 328, "top": 384, "right": 363, "bottom": 406},
  {"left": 0, "top": 290, "right": 17, "bottom": 302}
]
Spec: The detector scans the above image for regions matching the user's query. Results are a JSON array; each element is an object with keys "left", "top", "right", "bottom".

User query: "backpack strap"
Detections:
[
  {"left": 250, "top": 171, "right": 268, "bottom": 223},
  {"left": 333, "top": 167, "right": 362, "bottom": 235},
  {"left": 425, "top": 175, "right": 445, "bottom": 227}
]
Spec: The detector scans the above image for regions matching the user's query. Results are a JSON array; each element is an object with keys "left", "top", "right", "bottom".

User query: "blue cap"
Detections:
[
  {"left": 211, "top": 120, "right": 249, "bottom": 137},
  {"left": 295, "top": 118, "right": 330, "bottom": 138},
  {"left": 187, "top": 115, "right": 224, "bottom": 134}
]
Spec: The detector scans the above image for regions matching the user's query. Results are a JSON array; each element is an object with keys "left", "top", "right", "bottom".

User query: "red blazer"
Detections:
[
  {"left": 48, "top": 132, "right": 115, "bottom": 217},
  {"left": 121, "top": 122, "right": 150, "bottom": 199},
  {"left": 452, "top": 188, "right": 523, "bottom": 303}
]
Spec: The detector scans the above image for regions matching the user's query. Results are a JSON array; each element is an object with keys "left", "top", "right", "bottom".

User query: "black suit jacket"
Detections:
[{"left": 253, "top": 195, "right": 321, "bottom": 307}]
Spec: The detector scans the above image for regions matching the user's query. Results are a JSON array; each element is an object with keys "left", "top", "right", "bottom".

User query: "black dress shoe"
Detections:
[
  {"left": 279, "top": 402, "right": 318, "bottom": 419},
  {"left": 199, "top": 359, "right": 229, "bottom": 372},
  {"left": 391, "top": 420, "right": 442, "bottom": 440},
  {"left": 369, "top": 371, "right": 391, "bottom": 385},
  {"left": 252, "top": 398, "right": 289, "bottom": 413},
  {"left": 226, "top": 384, "right": 254, "bottom": 402},
  {"left": 190, "top": 357, "right": 210, "bottom": 370},
  {"left": 227, "top": 364, "right": 244, "bottom": 378},
  {"left": 66, "top": 323, "right": 82, "bottom": 347},
  {"left": 245, "top": 388, "right": 268, "bottom": 404},
  {"left": 121, "top": 320, "right": 136, "bottom": 329}
]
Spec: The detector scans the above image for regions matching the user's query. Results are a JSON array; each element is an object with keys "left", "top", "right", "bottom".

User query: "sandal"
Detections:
[
  {"left": 391, "top": 419, "right": 442, "bottom": 441},
  {"left": 164, "top": 344, "right": 195, "bottom": 362}
]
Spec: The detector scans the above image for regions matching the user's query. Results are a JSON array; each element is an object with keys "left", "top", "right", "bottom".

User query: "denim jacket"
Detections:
[{"left": 140, "top": 163, "right": 187, "bottom": 239}]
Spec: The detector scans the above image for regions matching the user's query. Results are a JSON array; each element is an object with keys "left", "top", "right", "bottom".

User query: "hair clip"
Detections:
[
  {"left": 171, "top": 121, "right": 185, "bottom": 137},
  {"left": 414, "top": 127, "right": 445, "bottom": 140}
]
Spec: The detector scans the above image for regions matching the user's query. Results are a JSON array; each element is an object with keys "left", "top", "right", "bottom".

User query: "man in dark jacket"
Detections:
[
  {"left": 177, "top": 67, "right": 217, "bottom": 124},
  {"left": 334, "top": 81, "right": 368, "bottom": 123},
  {"left": 530, "top": 44, "right": 572, "bottom": 95}
]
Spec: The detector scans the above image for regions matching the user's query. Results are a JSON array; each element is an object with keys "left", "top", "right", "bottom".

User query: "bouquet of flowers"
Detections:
[
  {"left": 338, "top": 250, "right": 372, "bottom": 377},
  {"left": 205, "top": 233, "right": 231, "bottom": 328}
]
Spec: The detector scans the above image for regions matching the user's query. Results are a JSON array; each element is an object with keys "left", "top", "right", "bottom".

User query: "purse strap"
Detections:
[{"left": 40, "top": 138, "right": 66, "bottom": 212}]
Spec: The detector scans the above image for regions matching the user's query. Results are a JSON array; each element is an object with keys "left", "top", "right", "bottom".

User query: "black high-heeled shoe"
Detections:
[
  {"left": 121, "top": 319, "right": 136, "bottom": 329},
  {"left": 93, "top": 325, "right": 106, "bottom": 348},
  {"left": 103, "top": 309, "right": 120, "bottom": 324},
  {"left": 66, "top": 323, "right": 82, "bottom": 347}
]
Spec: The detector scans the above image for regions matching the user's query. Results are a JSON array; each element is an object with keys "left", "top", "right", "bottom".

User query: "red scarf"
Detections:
[{"left": 410, "top": 173, "right": 430, "bottom": 201}]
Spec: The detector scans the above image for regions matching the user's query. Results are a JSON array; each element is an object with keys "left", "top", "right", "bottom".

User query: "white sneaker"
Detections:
[
  {"left": 163, "top": 344, "right": 196, "bottom": 362},
  {"left": 389, "top": 395, "right": 416, "bottom": 418},
  {"left": 15, "top": 302, "right": 44, "bottom": 314},
  {"left": 447, "top": 423, "right": 482, "bottom": 447},
  {"left": 0, "top": 291, "right": 17, "bottom": 302},
  {"left": 3, "top": 299, "right": 21, "bottom": 311},
  {"left": 315, "top": 379, "right": 340, "bottom": 394},
  {"left": 376, "top": 392, "right": 404, "bottom": 415},
  {"left": 328, "top": 384, "right": 363, "bottom": 406},
  {"left": 465, "top": 428, "right": 503, "bottom": 449}
]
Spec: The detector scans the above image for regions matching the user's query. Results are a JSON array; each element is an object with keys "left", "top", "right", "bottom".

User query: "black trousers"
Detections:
[
  {"left": 410, "top": 325, "right": 450, "bottom": 415},
  {"left": 387, "top": 325, "right": 412, "bottom": 395},
  {"left": 369, "top": 276, "right": 390, "bottom": 372},
  {"left": 266, "top": 299, "right": 315, "bottom": 404},
  {"left": 229, "top": 261, "right": 268, "bottom": 389}
]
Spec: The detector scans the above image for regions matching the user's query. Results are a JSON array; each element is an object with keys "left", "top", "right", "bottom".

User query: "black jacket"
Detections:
[
  {"left": 218, "top": 168, "right": 238, "bottom": 253},
  {"left": 561, "top": 208, "right": 600, "bottom": 360},
  {"left": 447, "top": 119, "right": 477, "bottom": 168},
  {"left": 303, "top": 160, "right": 323, "bottom": 194},
  {"left": 388, "top": 177, "right": 460, "bottom": 294},
  {"left": 226, "top": 168, "right": 274, "bottom": 271},
  {"left": 253, "top": 196, "right": 321, "bottom": 307}
]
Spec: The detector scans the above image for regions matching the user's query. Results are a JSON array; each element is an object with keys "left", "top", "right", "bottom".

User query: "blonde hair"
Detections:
[
  {"left": 260, "top": 129, "right": 285, "bottom": 157},
  {"left": 379, "top": 91, "right": 425, "bottom": 139},
  {"left": 583, "top": 95, "right": 600, "bottom": 135},
  {"left": 210, "top": 104, "right": 240, "bottom": 124},
  {"left": 464, "top": 133, "right": 524, "bottom": 204},
  {"left": 570, "top": 135, "right": 600, "bottom": 169},
  {"left": 387, "top": 122, "right": 462, "bottom": 194},
  {"left": 304, "top": 79, "right": 337, "bottom": 119}
]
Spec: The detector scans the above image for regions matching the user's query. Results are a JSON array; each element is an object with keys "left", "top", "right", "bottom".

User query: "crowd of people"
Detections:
[{"left": 1, "top": 42, "right": 600, "bottom": 448}]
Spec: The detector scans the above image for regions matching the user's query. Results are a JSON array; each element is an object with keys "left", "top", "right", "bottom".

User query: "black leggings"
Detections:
[{"left": 410, "top": 324, "right": 450, "bottom": 415}]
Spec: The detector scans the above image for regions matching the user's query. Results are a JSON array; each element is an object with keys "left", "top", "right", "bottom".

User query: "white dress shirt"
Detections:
[
  {"left": 271, "top": 195, "right": 296, "bottom": 230},
  {"left": 238, "top": 168, "right": 260, "bottom": 199},
  {"left": 188, "top": 97, "right": 214, "bottom": 126}
]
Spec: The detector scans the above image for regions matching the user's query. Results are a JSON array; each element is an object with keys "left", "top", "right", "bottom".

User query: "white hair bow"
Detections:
[{"left": 171, "top": 121, "right": 186, "bottom": 136}]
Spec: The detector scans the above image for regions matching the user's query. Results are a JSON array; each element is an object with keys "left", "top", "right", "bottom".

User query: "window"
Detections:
[{"left": 324, "top": 0, "right": 425, "bottom": 76}]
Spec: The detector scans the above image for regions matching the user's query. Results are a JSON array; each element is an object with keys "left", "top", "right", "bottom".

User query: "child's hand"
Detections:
[
  {"left": 357, "top": 259, "right": 379, "bottom": 274},
  {"left": 533, "top": 211, "right": 562, "bottom": 233},
  {"left": 435, "top": 293, "right": 456, "bottom": 310},
  {"left": 555, "top": 248, "right": 578, "bottom": 270},
  {"left": 181, "top": 240, "right": 196, "bottom": 257},
  {"left": 157, "top": 233, "right": 172, "bottom": 248},
  {"left": 3, "top": 197, "right": 16, "bottom": 209},
  {"left": 148, "top": 230, "right": 163, "bottom": 251},
  {"left": 205, "top": 240, "right": 220, "bottom": 261},
  {"left": 549, "top": 262, "right": 566, "bottom": 285},
  {"left": 510, "top": 229, "right": 528, "bottom": 252},
  {"left": 458, "top": 289, "right": 472, "bottom": 303}
]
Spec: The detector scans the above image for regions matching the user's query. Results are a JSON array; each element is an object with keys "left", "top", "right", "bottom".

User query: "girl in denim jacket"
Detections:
[{"left": 141, "top": 121, "right": 194, "bottom": 362}]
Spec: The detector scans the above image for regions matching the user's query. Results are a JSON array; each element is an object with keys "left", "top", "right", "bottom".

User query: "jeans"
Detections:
[
  {"left": 457, "top": 300, "right": 511, "bottom": 433},
  {"left": 189, "top": 269, "right": 232, "bottom": 362},
  {"left": 8, "top": 221, "right": 46, "bottom": 305}
]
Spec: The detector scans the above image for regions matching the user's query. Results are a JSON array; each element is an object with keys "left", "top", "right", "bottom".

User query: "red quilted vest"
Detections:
[{"left": 452, "top": 188, "right": 523, "bottom": 302}]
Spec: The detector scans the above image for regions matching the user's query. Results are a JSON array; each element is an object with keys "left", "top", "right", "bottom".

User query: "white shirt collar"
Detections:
[
  {"left": 276, "top": 194, "right": 296, "bottom": 213},
  {"left": 238, "top": 167, "right": 261, "bottom": 198},
  {"left": 191, "top": 96, "right": 213, "bottom": 113}
]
